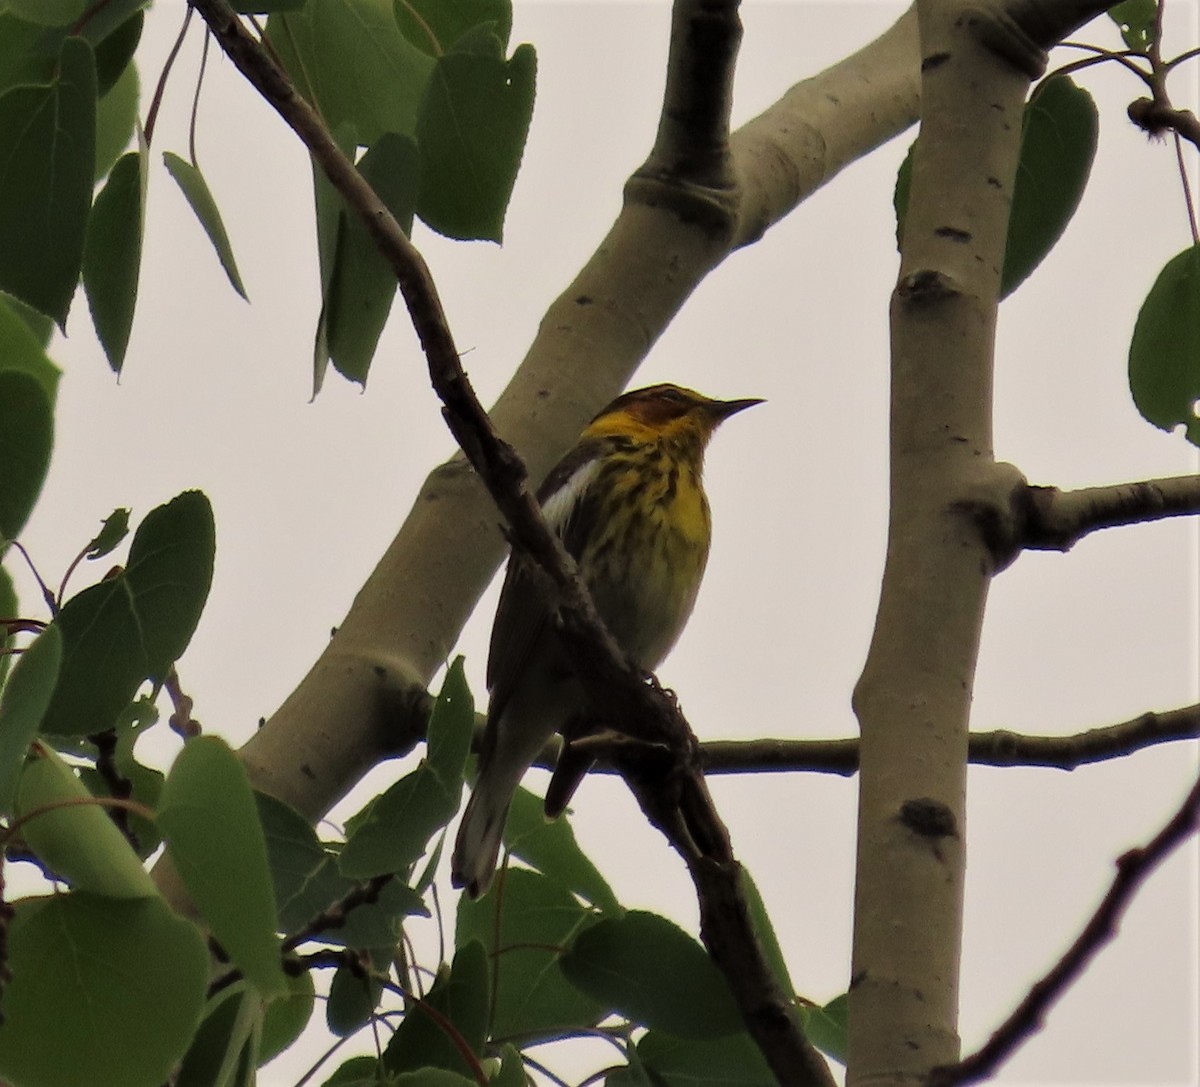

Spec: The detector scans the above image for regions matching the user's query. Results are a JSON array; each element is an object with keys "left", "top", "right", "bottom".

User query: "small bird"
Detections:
[{"left": 450, "top": 383, "right": 763, "bottom": 898}]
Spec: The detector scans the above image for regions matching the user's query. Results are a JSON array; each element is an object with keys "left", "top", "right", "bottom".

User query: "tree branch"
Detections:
[
  {"left": 1019, "top": 475, "right": 1200, "bottom": 551},
  {"left": 694, "top": 703, "right": 1200, "bottom": 774},
  {"left": 928, "top": 770, "right": 1200, "bottom": 1087},
  {"left": 849, "top": 0, "right": 1034, "bottom": 1075},
  {"left": 185, "top": 2, "right": 830, "bottom": 1081},
  {"left": 447, "top": 700, "right": 1198, "bottom": 776}
]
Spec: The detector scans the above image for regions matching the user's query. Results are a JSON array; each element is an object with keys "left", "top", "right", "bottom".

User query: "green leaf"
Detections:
[
  {"left": 327, "top": 961, "right": 383, "bottom": 1035},
  {"left": 493, "top": 1046, "right": 530, "bottom": 1087},
  {"left": 335, "top": 876, "right": 429, "bottom": 947},
  {"left": 426, "top": 656, "right": 474, "bottom": 790},
  {"left": 321, "top": 132, "right": 420, "bottom": 385},
  {"left": 175, "top": 986, "right": 256, "bottom": 1087},
  {"left": 390, "top": 1073, "right": 477, "bottom": 1087},
  {"left": 163, "top": 152, "right": 249, "bottom": 300},
  {"left": 79, "top": 750, "right": 163, "bottom": 858},
  {"left": 383, "top": 941, "right": 489, "bottom": 1077},
  {"left": 42, "top": 490, "right": 215, "bottom": 736},
  {"left": 0, "top": 4, "right": 147, "bottom": 96},
  {"left": 1109, "top": 0, "right": 1157, "bottom": 51},
  {"left": 1002, "top": 76, "right": 1097, "bottom": 296},
  {"left": 504, "top": 785, "right": 620, "bottom": 914},
  {"left": 632, "top": 1031, "right": 777, "bottom": 1087},
  {"left": 84, "top": 149, "right": 147, "bottom": 372},
  {"left": 0, "top": 14, "right": 52, "bottom": 96},
  {"left": 0, "top": 892, "right": 209, "bottom": 1087},
  {"left": 0, "top": 35, "right": 96, "bottom": 326},
  {"left": 893, "top": 76, "right": 1097, "bottom": 299},
  {"left": 394, "top": 0, "right": 513, "bottom": 56},
  {"left": 95, "top": 61, "right": 139, "bottom": 181},
  {"left": 177, "top": 979, "right": 304, "bottom": 1085},
  {"left": 1129, "top": 244, "right": 1200, "bottom": 444},
  {"left": 262, "top": 971, "right": 317, "bottom": 1062},
  {"left": 15, "top": 743, "right": 158, "bottom": 897},
  {"left": 256, "top": 789, "right": 332, "bottom": 926},
  {"left": 740, "top": 868, "right": 792, "bottom": 996},
  {"left": 257, "top": 792, "right": 428, "bottom": 946},
  {"left": 2, "top": 0, "right": 88, "bottom": 26},
  {"left": 267, "top": 0, "right": 434, "bottom": 147},
  {"left": 0, "top": 292, "right": 61, "bottom": 392},
  {"left": 416, "top": 42, "right": 535, "bottom": 241},
  {"left": 0, "top": 624, "right": 61, "bottom": 813},
  {"left": 86, "top": 507, "right": 132, "bottom": 559},
  {"left": 158, "top": 735, "right": 289, "bottom": 998},
  {"left": 798, "top": 993, "right": 848, "bottom": 1065},
  {"left": 0, "top": 566, "right": 17, "bottom": 686},
  {"left": 338, "top": 764, "right": 457, "bottom": 879},
  {"left": 232, "top": 0, "right": 307, "bottom": 11},
  {"left": 561, "top": 910, "right": 742, "bottom": 1039},
  {"left": 456, "top": 867, "right": 604, "bottom": 1037},
  {"left": 311, "top": 121, "right": 356, "bottom": 395},
  {"left": 321, "top": 1056, "right": 391, "bottom": 1086},
  {"left": 93, "top": 10, "right": 143, "bottom": 95},
  {"left": 0, "top": 370, "right": 53, "bottom": 541}
]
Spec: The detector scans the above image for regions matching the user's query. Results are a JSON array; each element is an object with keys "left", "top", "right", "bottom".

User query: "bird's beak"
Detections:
[{"left": 709, "top": 396, "right": 765, "bottom": 422}]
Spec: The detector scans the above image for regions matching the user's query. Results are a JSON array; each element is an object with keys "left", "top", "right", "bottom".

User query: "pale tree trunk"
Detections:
[{"left": 849, "top": 1, "right": 1112, "bottom": 1083}]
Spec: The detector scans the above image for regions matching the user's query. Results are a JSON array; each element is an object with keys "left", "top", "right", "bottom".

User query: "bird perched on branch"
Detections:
[{"left": 450, "top": 383, "right": 763, "bottom": 898}]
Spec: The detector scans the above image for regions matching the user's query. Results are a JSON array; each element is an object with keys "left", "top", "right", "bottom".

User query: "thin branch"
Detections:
[
  {"left": 690, "top": 704, "right": 1200, "bottom": 775},
  {"left": 963, "top": 705, "right": 1200, "bottom": 770},
  {"left": 143, "top": 4, "right": 193, "bottom": 146},
  {"left": 1174, "top": 130, "right": 1199, "bottom": 244},
  {"left": 164, "top": 666, "right": 201, "bottom": 740},
  {"left": 450, "top": 701, "right": 1197, "bottom": 778},
  {"left": 1019, "top": 475, "right": 1200, "bottom": 551},
  {"left": 1128, "top": 95, "right": 1200, "bottom": 148},
  {"left": 7, "top": 542, "right": 56, "bottom": 615},
  {"left": 928, "top": 770, "right": 1200, "bottom": 1087},
  {"left": 186, "top": 3, "right": 828, "bottom": 1083}
]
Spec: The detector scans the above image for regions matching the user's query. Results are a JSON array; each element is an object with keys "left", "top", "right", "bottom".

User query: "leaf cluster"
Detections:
[
  {"left": 0, "top": 0, "right": 536, "bottom": 391},
  {"left": 1, "top": 637, "right": 846, "bottom": 1086}
]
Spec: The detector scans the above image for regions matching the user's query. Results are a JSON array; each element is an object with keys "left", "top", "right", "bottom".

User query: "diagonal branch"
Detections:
[
  {"left": 192, "top": 0, "right": 924, "bottom": 857},
  {"left": 1019, "top": 475, "right": 1200, "bottom": 551},
  {"left": 928, "top": 770, "right": 1200, "bottom": 1087},
  {"left": 186, "top": 2, "right": 830, "bottom": 1081}
]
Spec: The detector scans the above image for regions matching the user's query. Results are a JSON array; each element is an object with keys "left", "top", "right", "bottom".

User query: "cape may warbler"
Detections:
[{"left": 451, "top": 383, "right": 762, "bottom": 898}]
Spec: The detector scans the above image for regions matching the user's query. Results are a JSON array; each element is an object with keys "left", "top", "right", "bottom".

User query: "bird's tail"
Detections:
[{"left": 451, "top": 777, "right": 512, "bottom": 899}]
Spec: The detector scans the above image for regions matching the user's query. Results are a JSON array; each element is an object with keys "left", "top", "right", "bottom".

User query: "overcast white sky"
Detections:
[{"left": 10, "top": 2, "right": 1199, "bottom": 1084}]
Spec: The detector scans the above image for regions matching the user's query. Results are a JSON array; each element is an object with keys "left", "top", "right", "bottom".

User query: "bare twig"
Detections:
[
  {"left": 6, "top": 542, "right": 56, "bottom": 615},
  {"left": 928, "top": 771, "right": 1200, "bottom": 1087},
  {"left": 165, "top": 666, "right": 201, "bottom": 740},
  {"left": 690, "top": 704, "right": 1200, "bottom": 775},
  {"left": 144, "top": 4, "right": 193, "bottom": 146},
  {"left": 451, "top": 701, "right": 1199, "bottom": 777},
  {"left": 1020, "top": 475, "right": 1200, "bottom": 552}
]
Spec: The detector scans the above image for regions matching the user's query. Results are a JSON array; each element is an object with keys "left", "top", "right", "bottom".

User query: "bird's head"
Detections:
[{"left": 584, "top": 383, "right": 764, "bottom": 446}]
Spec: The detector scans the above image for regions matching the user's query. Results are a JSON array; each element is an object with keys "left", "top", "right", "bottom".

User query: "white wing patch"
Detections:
[{"left": 540, "top": 457, "right": 601, "bottom": 535}]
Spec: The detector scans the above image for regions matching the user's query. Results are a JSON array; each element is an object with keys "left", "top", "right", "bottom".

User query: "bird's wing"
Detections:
[{"left": 484, "top": 439, "right": 610, "bottom": 728}]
